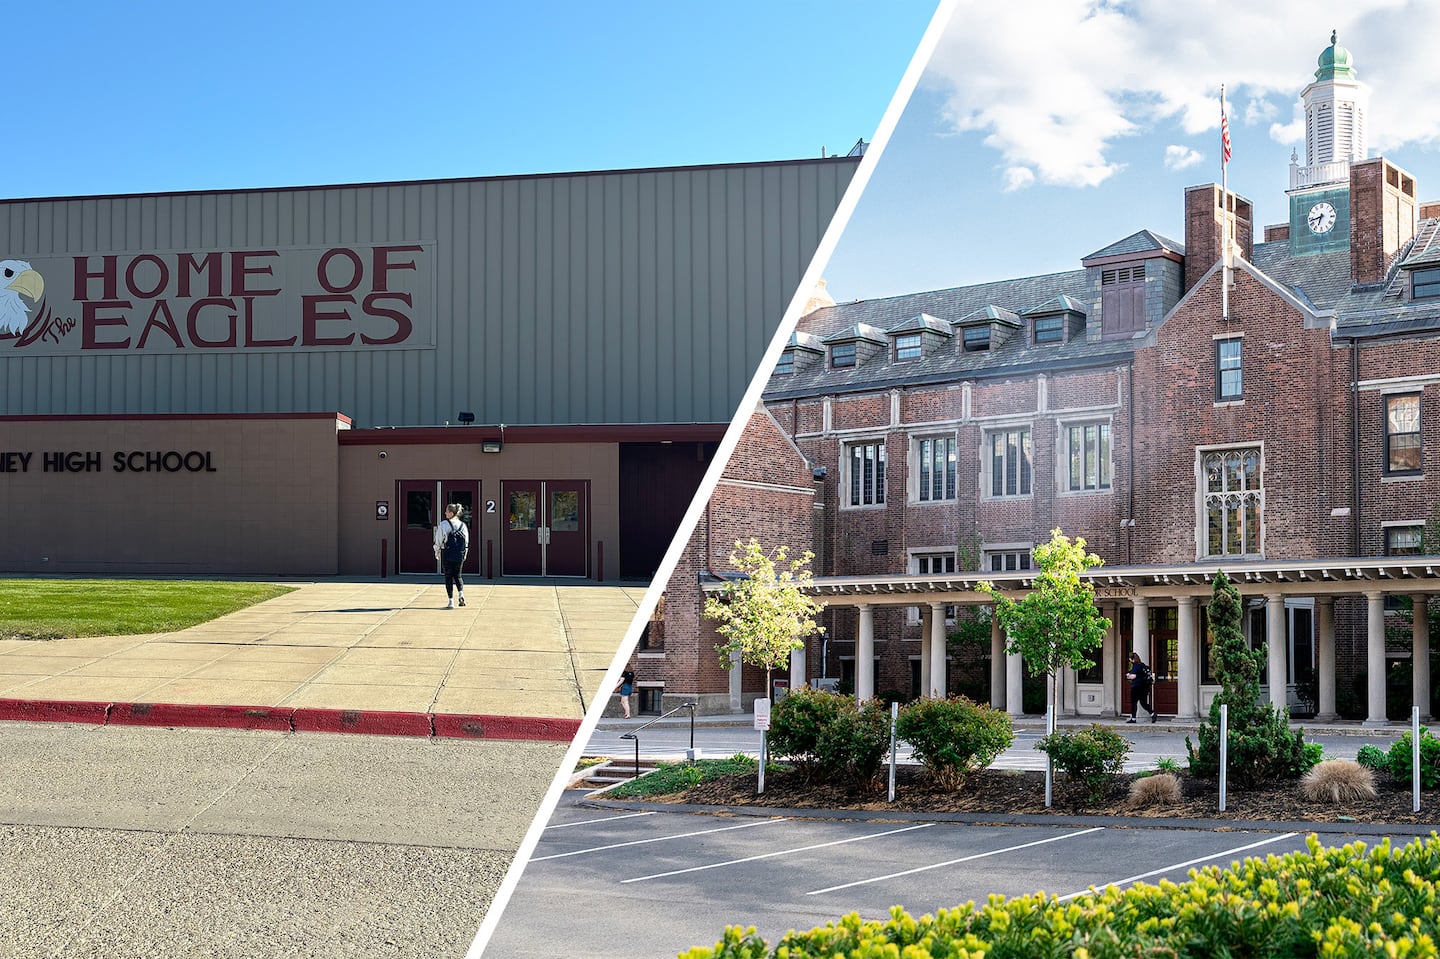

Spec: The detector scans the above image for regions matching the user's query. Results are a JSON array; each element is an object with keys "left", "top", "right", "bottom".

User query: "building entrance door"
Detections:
[
  {"left": 397, "top": 480, "right": 480, "bottom": 575},
  {"left": 500, "top": 480, "right": 590, "bottom": 577}
]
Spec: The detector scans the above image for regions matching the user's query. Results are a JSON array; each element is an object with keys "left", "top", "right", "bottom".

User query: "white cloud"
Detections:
[
  {"left": 1164, "top": 145, "right": 1204, "bottom": 171},
  {"left": 922, "top": 0, "right": 1440, "bottom": 188},
  {"left": 1002, "top": 167, "right": 1036, "bottom": 191}
]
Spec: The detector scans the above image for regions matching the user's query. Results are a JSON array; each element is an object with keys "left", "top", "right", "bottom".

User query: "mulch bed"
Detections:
[{"left": 655, "top": 765, "right": 1440, "bottom": 826}]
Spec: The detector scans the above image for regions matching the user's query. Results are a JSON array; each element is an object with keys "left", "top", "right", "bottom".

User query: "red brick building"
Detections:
[{"left": 630, "top": 36, "right": 1440, "bottom": 723}]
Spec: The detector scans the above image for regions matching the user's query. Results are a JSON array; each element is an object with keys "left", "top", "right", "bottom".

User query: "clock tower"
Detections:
[{"left": 1287, "top": 31, "right": 1368, "bottom": 256}]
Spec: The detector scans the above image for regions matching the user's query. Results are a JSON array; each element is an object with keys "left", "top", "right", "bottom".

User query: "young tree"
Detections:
[
  {"left": 977, "top": 528, "right": 1108, "bottom": 713},
  {"left": 703, "top": 538, "right": 825, "bottom": 695}
]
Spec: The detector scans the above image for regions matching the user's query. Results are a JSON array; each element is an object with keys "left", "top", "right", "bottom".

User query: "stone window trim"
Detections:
[
  {"left": 906, "top": 549, "right": 958, "bottom": 625},
  {"left": 1384, "top": 392, "right": 1422, "bottom": 475},
  {"left": 840, "top": 437, "right": 888, "bottom": 510},
  {"left": 984, "top": 425, "right": 1033, "bottom": 499},
  {"left": 911, "top": 433, "right": 958, "bottom": 504},
  {"left": 983, "top": 544, "right": 1034, "bottom": 573},
  {"left": 1059, "top": 419, "right": 1113, "bottom": 495},
  {"left": 1195, "top": 443, "right": 1265, "bottom": 560}
]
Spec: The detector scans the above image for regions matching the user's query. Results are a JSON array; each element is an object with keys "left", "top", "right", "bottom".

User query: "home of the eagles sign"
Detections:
[{"left": 0, "top": 244, "right": 434, "bottom": 354}]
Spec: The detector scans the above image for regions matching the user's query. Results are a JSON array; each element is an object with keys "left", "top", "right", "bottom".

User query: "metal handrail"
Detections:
[{"left": 618, "top": 701, "right": 698, "bottom": 779}]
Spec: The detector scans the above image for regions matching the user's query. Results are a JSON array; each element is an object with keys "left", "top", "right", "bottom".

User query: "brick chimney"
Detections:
[
  {"left": 1183, "top": 184, "right": 1254, "bottom": 293},
  {"left": 1349, "top": 157, "right": 1418, "bottom": 284}
]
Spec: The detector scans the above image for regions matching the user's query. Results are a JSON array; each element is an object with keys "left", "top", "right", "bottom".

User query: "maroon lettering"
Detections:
[
  {"left": 302, "top": 294, "right": 357, "bottom": 346},
  {"left": 136, "top": 300, "right": 184, "bottom": 349},
  {"left": 74, "top": 255, "right": 119, "bottom": 301},
  {"left": 317, "top": 248, "right": 363, "bottom": 294},
  {"left": 231, "top": 251, "right": 281, "bottom": 297},
  {"left": 178, "top": 252, "right": 223, "bottom": 298},
  {"left": 360, "top": 292, "right": 413, "bottom": 346},
  {"left": 241, "top": 296, "right": 296, "bottom": 348},
  {"left": 82, "top": 301, "right": 132, "bottom": 349},
  {"left": 125, "top": 254, "right": 170, "bottom": 299},
  {"left": 186, "top": 298, "right": 239, "bottom": 348},
  {"left": 371, "top": 245, "right": 422, "bottom": 292}
]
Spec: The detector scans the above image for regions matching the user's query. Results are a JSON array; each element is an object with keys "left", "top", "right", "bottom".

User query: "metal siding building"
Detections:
[{"left": 0, "top": 157, "right": 859, "bottom": 578}]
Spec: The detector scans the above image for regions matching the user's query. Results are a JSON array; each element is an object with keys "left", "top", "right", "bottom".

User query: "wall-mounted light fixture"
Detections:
[
  {"left": 482, "top": 440, "right": 503, "bottom": 453},
  {"left": 457, "top": 411, "right": 476, "bottom": 425},
  {"left": 812, "top": 466, "right": 827, "bottom": 480}
]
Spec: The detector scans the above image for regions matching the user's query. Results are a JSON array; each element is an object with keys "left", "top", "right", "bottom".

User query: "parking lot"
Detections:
[{"left": 480, "top": 796, "right": 1437, "bottom": 958}]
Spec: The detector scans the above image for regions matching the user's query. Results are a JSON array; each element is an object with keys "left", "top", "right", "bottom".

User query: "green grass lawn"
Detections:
[
  {"left": 0, "top": 580, "right": 295, "bottom": 640},
  {"left": 607, "top": 754, "right": 779, "bottom": 798}
]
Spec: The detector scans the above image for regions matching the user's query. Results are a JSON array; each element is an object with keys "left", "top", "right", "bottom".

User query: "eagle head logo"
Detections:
[{"left": 0, "top": 260, "right": 44, "bottom": 335}]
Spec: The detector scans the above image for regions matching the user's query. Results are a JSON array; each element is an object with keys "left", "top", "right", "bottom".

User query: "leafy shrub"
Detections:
[
  {"left": 1127, "top": 772, "right": 1180, "bottom": 807},
  {"left": 895, "top": 696, "right": 1013, "bottom": 790},
  {"left": 1300, "top": 759, "right": 1376, "bottom": 803},
  {"left": 768, "top": 687, "right": 890, "bottom": 788},
  {"left": 1035, "top": 724, "right": 1128, "bottom": 803},
  {"left": 1155, "top": 756, "right": 1181, "bottom": 775},
  {"left": 1356, "top": 743, "right": 1390, "bottom": 772},
  {"left": 679, "top": 835, "right": 1440, "bottom": 959},
  {"left": 1387, "top": 728, "right": 1440, "bottom": 790},
  {"left": 1187, "top": 571, "right": 1315, "bottom": 787}
]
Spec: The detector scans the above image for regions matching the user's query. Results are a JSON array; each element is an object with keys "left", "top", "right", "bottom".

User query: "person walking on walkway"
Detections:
[
  {"left": 615, "top": 670, "right": 634, "bottom": 719},
  {"left": 434, "top": 504, "right": 469, "bottom": 609},
  {"left": 1126, "top": 650, "right": 1155, "bottom": 723}
]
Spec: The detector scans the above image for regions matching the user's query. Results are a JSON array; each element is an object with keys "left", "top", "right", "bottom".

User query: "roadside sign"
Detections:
[{"left": 754, "top": 697, "right": 771, "bottom": 730}]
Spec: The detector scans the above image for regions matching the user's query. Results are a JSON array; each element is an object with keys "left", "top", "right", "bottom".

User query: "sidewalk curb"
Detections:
[
  {"left": 0, "top": 697, "right": 581, "bottom": 743},
  {"left": 574, "top": 795, "right": 1440, "bottom": 837}
]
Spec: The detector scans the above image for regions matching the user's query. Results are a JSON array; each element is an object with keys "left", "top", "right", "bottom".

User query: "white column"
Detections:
[
  {"left": 1132, "top": 597, "right": 1150, "bottom": 658},
  {"left": 1266, "top": 593, "right": 1287, "bottom": 713},
  {"left": 790, "top": 643, "right": 807, "bottom": 691},
  {"left": 1006, "top": 647, "right": 1025, "bottom": 717},
  {"left": 1101, "top": 602, "right": 1118, "bottom": 718},
  {"left": 1316, "top": 596, "right": 1337, "bottom": 721},
  {"left": 728, "top": 647, "right": 744, "bottom": 712},
  {"left": 918, "top": 605, "right": 932, "bottom": 699},
  {"left": 1414, "top": 595, "right": 1431, "bottom": 722},
  {"left": 857, "top": 604, "right": 875, "bottom": 702},
  {"left": 929, "top": 603, "right": 947, "bottom": 698},
  {"left": 1366, "top": 591, "right": 1387, "bottom": 726},
  {"left": 1177, "top": 596, "right": 1198, "bottom": 719},
  {"left": 990, "top": 607, "right": 1006, "bottom": 709}
]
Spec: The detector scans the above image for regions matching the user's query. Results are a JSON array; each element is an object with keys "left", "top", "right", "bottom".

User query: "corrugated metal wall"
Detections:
[{"left": 0, "top": 158, "right": 858, "bottom": 426}]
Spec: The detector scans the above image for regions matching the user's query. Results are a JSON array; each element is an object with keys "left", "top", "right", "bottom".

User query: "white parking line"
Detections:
[
  {"left": 1056, "top": 832, "right": 1300, "bottom": 901},
  {"left": 546, "top": 811, "right": 657, "bottom": 829},
  {"left": 808, "top": 827, "right": 1108, "bottom": 895},
  {"left": 531, "top": 816, "right": 788, "bottom": 861},
  {"left": 622, "top": 823, "right": 935, "bottom": 884}
]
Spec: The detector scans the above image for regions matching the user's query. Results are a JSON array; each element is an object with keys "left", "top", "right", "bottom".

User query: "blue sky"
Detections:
[
  {"left": 825, "top": 0, "right": 1440, "bottom": 301},
  {"left": 5, "top": 2, "right": 938, "bottom": 198}
]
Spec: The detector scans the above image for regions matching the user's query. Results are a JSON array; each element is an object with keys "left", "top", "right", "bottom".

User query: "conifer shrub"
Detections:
[
  {"left": 680, "top": 835, "right": 1440, "bottom": 959},
  {"left": 1035, "top": 724, "right": 1128, "bottom": 803},
  {"left": 1127, "top": 771, "right": 1180, "bottom": 807},
  {"left": 1300, "top": 759, "right": 1376, "bottom": 803},
  {"left": 894, "top": 695, "right": 1013, "bottom": 790},
  {"left": 767, "top": 687, "right": 890, "bottom": 788},
  {"left": 1187, "top": 570, "right": 1315, "bottom": 787}
]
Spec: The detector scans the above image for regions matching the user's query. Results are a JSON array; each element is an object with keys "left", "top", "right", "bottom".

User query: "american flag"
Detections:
[{"left": 1221, "top": 97, "right": 1232, "bottom": 164}]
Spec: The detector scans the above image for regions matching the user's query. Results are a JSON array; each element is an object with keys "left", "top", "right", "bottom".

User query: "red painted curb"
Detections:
[
  {"left": 109, "top": 702, "right": 292, "bottom": 731},
  {"left": 433, "top": 713, "right": 582, "bottom": 742},
  {"left": 0, "top": 698, "right": 109, "bottom": 724},
  {"left": 291, "top": 707, "right": 433, "bottom": 737}
]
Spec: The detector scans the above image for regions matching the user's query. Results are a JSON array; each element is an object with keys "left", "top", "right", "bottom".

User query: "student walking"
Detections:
[
  {"left": 434, "top": 504, "right": 469, "bottom": 609},
  {"left": 1126, "top": 651, "right": 1155, "bottom": 723}
]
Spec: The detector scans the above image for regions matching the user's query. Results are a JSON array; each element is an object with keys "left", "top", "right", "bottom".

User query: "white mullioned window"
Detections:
[
  {"left": 916, "top": 435, "right": 957, "bottom": 502},
  {"left": 1201, "top": 446, "right": 1262, "bottom": 557},
  {"left": 844, "top": 440, "right": 887, "bottom": 508},
  {"left": 1065, "top": 422, "right": 1111, "bottom": 492},
  {"left": 908, "top": 551, "right": 957, "bottom": 625},
  {"left": 988, "top": 427, "right": 1032, "bottom": 497}
]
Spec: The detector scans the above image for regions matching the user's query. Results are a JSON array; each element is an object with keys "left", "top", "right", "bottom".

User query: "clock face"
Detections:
[{"left": 1307, "top": 201, "right": 1337, "bottom": 234}]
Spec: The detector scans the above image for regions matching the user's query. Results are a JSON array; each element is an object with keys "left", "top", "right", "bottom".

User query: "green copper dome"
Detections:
[{"left": 1316, "top": 29, "right": 1357, "bottom": 80}]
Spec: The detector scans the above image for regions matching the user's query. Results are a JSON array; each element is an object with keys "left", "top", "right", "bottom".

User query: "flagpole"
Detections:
[{"left": 1221, "top": 84, "right": 1231, "bottom": 323}]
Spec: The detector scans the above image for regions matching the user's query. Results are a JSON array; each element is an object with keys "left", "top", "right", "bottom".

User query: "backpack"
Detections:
[
  {"left": 1133, "top": 661, "right": 1152, "bottom": 686},
  {"left": 441, "top": 520, "right": 468, "bottom": 563}
]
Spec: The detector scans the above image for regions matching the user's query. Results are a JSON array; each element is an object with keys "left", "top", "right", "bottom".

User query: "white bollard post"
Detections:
[
  {"left": 888, "top": 700, "right": 899, "bottom": 803},
  {"left": 1219, "top": 704, "right": 1228, "bottom": 812},
  {"left": 1414, "top": 706, "right": 1422, "bottom": 815},
  {"left": 1045, "top": 704, "right": 1055, "bottom": 808}
]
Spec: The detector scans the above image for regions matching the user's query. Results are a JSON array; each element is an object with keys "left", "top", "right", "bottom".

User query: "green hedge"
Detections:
[{"left": 679, "top": 834, "right": 1440, "bottom": 958}]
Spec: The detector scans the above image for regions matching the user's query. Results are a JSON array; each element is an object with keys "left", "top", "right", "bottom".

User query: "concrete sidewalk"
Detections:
[{"left": 0, "top": 579, "right": 645, "bottom": 736}]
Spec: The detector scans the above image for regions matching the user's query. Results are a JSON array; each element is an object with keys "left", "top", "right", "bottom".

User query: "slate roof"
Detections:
[
  {"left": 1083, "top": 229, "right": 1184, "bottom": 261},
  {"left": 887, "top": 312, "right": 954, "bottom": 335}
]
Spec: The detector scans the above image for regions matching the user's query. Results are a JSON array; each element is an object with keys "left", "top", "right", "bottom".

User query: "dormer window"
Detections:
[
  {"left": 831, "top": 342, "right": 857, "bottom": 368},
  {"left": 774, "top": 350, "right": 795, "bottom": 375},
  {"left": 962, "top": 326, "right": 991, "bottom": 352},
  {"left": 1034, "top": 316, "right": 1065, "bottom": 344},
  {"left": 1414, "top": 267, "right": 1440, "bottom": 300},
  {"left": 894, "top": 333, "right": 923, "bottom": 361}
]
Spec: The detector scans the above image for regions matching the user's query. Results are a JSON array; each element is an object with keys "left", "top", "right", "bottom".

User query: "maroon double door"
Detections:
[
  {"left": 501, "top": 480, "right": 589, "bottom": 577},
  {"left": 398, "top": 480, "right": 481, "bottom": 576}
]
